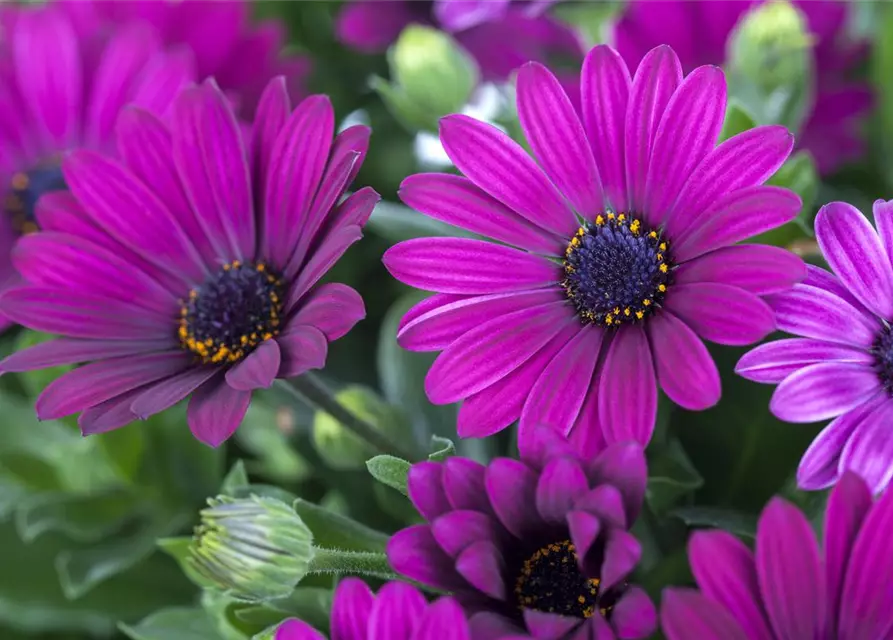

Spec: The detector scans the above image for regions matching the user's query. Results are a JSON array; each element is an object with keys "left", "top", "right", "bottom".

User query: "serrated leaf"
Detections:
[
  {"left": 366, "top": 455, "right": 410, "bottom": 496},
  {"left": 120, "top": 608, "right": 218, "bottom": 640}
]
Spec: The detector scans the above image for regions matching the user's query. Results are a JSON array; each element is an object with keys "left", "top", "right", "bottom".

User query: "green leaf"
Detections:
[
  {"left": 266, "top": 587, "right": 333, "bottom": 635},
  {"left": 237, "top": 402, "right": 311, "bottom": 484},
  {"left": 98, "top": 426, "right": 147, "bottom": 485},
  {"left": 157, "top": 537, "right": 220, "bottom": 591},
  {"left": 646, "top": 438, "right": 704, "bottom": 515},
  {"left": 367, "top": 200, "right": 472, "bottom": 243},
  {"left": 221, "top": 461, "right": 250, "bottom": 496},
  {"left": 366, "top": 455, "right": 410, "bottom": 496},
  {"left": 672, "top": 506, "right": 758, "bottom": 540},
  {"left": 718, "top": 100, "right": 758, "bottom": 142},
  {"left": 15, "top": 490, "right": 139, "bottom": 543},
  {"left": 764, "top": 151, "right": 820, "bottom": 238},
  {"left": 120, "top": 608, "right": 219, "bottom": 640},
  {"left": 293, "top": 499, "right": 389, "bottom": 552},
  {"left": 874, "top": 2, "right": 893, "bottom": 188},
  {"left": 428, "top": 436, "right": 456, "bottom": 461}
]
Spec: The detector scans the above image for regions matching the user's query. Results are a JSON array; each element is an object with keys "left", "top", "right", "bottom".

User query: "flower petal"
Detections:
[
  {"left": 665, "top": 283, "right": 775, "bottom": 346},
  {"left": 588, "top": 443, "right": 647, "bottom": 525},
  {"left": 277, "top": 326, "right": 328, "bottom": 378},
  {"left": 439, "top": 114, "right": 577, "bottom": 237},
  {"left": 432, "top": 510, "right": 498, "bottom": 558},
  {"left": 770, "top": 362, "right": 881, "bottom": 423},
  {"left": 485, "top": 458, "right": 540, "bottom": 538},
  {"left": 130, "top": 366, "right": 218, "bottom": 420},
  {"left": 413, "top": 598, "right": 471, "bottom": 640},
  {"left": 517, "top": 62, "right": 603, "bottom": 217},
  {"left": 186, "top": 375, "right": 251, "bottom": 447},
  {"left": 386, "top": 525, "right": 466, "bottom": 591},
  {"left": 736, "top": 338, "right": 873, "bottom": 384},
  {"left": 839, "top": 400, "right": 893, "bottom": 494},
  {"left": 330, "top": 578, "right": 373, "bottom": 640},
  {"left": 536, "top": 457, "right": 589, "bottom": 524},
  {"left": 802, "top": 264, "right": 866, "bottom": 313},
  {"left": 673, "top": 245, "right": 806, "bottom": 296},
  {"left": 442, "top": 457, "right": 492, "bottom": 514},
  {"left": 0, "top": 337, "right": 168, "bottom": 373},
  {"left": 367, "top": 581, "right": 427, "bottom": 640},
  {"left": 275, "top": 618, "right": 325, "bottom": 640},
  {"left": 646, "top": 310, "right": 720, "bottom": 410},
  {"left": 872, "top": 198, "right": 893, "bottom": 271},
  {"left": 291, "top": 283, "right": 365, "bottom": 342},
  {"left": 767, "top": 284, "right": 880, "bottom": 348},
  {"left": 610, "top": 586, "right": 657, "bottom": 639},
  {"left": 601, "top": 529, "right": 641, "bottom": 591},
  {"left": 225, "top": 340, "right": 281, "bottom": 391},
  {"left": 755, "top": 497, "right": 825, "bottom": 640},
  {"left": 407, "top": 461, "right": 451, "bottom": 521},
  {"left": 567, "top": 510, "right": 602, "bottom": 560},
  {"left": 251, "top": 77, "right": 291, "bottom": 209},
  {"left": 815, "top": 201, "right": 893, "bottom": 319},
  {"left": 598, "top": 326, "right": 657, "bottom": 445},
  {"left": 660, "top": 588, "right": 750, "bottom": 640},
  {"left": 456, "top": 540, "right": 506, "bottom": 601}
]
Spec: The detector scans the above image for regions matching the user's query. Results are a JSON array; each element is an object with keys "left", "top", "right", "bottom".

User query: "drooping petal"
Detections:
[
  {"left": 601, "top": 529, "right": 642, "bottom": 591},
  {"left": 442, "top": 457, "right": 492, "bottom": 514},
  {"left": 673, "top": 245, "right": 806, "bottom": 296},
  {"left": 769, "top": 362, "right": 881, "bottom": 423},
  {"left": 767, "top": 284, "right": 880, "bottom": 348},
  {"left": 186, "top": 374, "right": 252, "bottom": 447},
  {"left": 225, "top": 339, "right": 281, "bottom": 391},
  {"left": 588, "top": 442, "right": 648, "bottom": 524},
  {"left": 277, "top": 326, "right": 328, "bottom": 378},
  {"left": 431, "top": 510, "right": 499, "bottom": 558},
  {"left": 291, "top": 283, "right": 365, "bottom": 341},
  {"left": 286, "top": 226, "right": 364, "bottom": 308},
  {"left": 736, "top": 339, "right": 873, "bottom": 384},
  {"left": 598, "top": 326, "right": 657, "bottom": 445},
  {"left": 665, "top": 283, "right": 775, "bottom": 346},
  {"left": 661, "top": 589, "right": 750, "bottom": 640}
]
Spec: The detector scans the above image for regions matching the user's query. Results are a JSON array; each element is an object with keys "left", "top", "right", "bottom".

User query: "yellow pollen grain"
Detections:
[
  {"left": 649, "top": 231, "right": 658, "bottom": 238},
  {"left": 659, "top": 284, "right": 667, "bottom": 292},
  {"left": 636, "top": 311, "right": 644, "bottom": 320},
  {"left": 617, "top": 214, "right": 626, "bottom": 222},
  {"left": 595, "top": 215, "right": 605, "bottom": 225},
  {"left": 643, "top": 299, "right": 652, "bottom": 306},
  {"left": 624, "top": 307, "right": 631, "bottom": 316},
  {"left": 607, "top": 212, "right": 615, "bottom": 220},
  {"left": 659, "top": 242, "right": 667, "bottom": 251},
  {"left": 660, "top": 263, "right": 669, "bottom": 273}
]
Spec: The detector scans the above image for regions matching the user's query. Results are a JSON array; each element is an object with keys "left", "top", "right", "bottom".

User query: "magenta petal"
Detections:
[
  {"left": 485, "top": 458, "right": 540, "bottom": 538},
  {"left": 566, "top": 388, "right": 607, "bottom": 461},
  {"left": 330, "top": 577, "right": 373, "bottom": 640},
  {"left": 432, "top": 510, "right": 498, "bottom": 558},
  {"left": 442, "top": 457, "right": 492, "bottom": 514},
  {"left": 170, "top": 80, "right": 255, "bottom": 261},
  {"left": 673, "top": 245, "right": 806, "bottom": 296},
  {"left": 665, "top": 283, "right": 775, "bottom": 346},
  {"left": 824, "top": 472, "right": 873, "bottom": 635},
  {"left": 574, "top": 484, "right": 627, "bottom": 529},
  {"left": 456, "top": 540, "right": 506, "bottom": 600},
  {"left": 768, "top": 284, "right": 880, "bottom": 348},
  {"left": 588, "top": 442, "right": 647, "bottom": 524},
  {"left": 425, "top": 301, "right": 572, "bottom": 404},
  {"left": 275, "top": 618, "right": 325, "bottom": 640},
  {"left": 838, "top": 401, "right": 893, "bottom": 494},
  {"left": 838, "top": 482, "right": 893, "bottom": 640},
  {"left": 517, "top": 62, "right": 604, "bottom": 217},
  {"left": 625, "top": 45, "right": 682, "bottom": 213},
  {"left": 130, "top": 366, "right": 218, "bottom": 420},
  {"left": 581, "top": 45, "right": 631, "bottom": 211},
  {"left": 386, "top": 526, "right": 466, "bottom": 591},
  {"left": 755, "top": 498, "right": 825, "bottom": 640},
  {"left": 287, "top": 225, "right": 364, "bottom": 306},
  {"left": 439, "top": 114, "right": 577, "bottom": 237},
  {"left": 646, "top": 311, "right": 720, "bottom": 410},
  {"left": 769, "top": 362, "right": 881, "bottom": 423},
  {"left": 186, "top": 375, "right": 251, "bottom": 447},
  {"left": 802, "top": 264, "right": 867, "bottom": 313},
  {"left": 413, "top": 598, "right": 471, "bottom": 640},
  {"left": 815, "top": 201, "right": 893, "bottom": 319},
  {"left": 292, "top": 283, "right": 365, "bottom": 342},
  {"left": 660, "top": 588, "right": 750, "bottom": 640},
  {"left": 736, "top": 339, "right": 872, "bottom": 384},
  {"left": 407, "top": 461, "right": 451, "bottom": 521},
  {"left": 277, "top": 326, "right": 328, "bottom": 379},
  {"left": 435, "top": 0, "right": 509, "bottom": 30},
  {"left": 601, "top": 529, "right": 641, "bottom": 591},
  {"left": 522, "top": 610, "right": 580, "bottom": 638},
  {"left": 521, "top": 325, "right": 604, "bottom": 437},
  {"left": 251, "top": 77, "right": 291, "bottom": 207},
  {"left": 225, "top": 340, "right": 281, "bottom": 391},
  {"left": 335, "top": 0, "right": 415, "bottom": 51},
  {"left": 383, "top": 237, "right": 559, "bottom": 295},
  {"left": 688, "top": 531, "right": 773, "bottom": 640},
  {"left": 321, "top": 187, "right": 379, "bottom": 238},
  {"left": 645, "top": 65, "right": 726, "bottom": 225},
  {"left": 610, "top": 586, "right": 657, "bottom": 639},
  {"left": 797, "top": 398, "right": 885, "bottom": 491},
  {"left": 367, "top": 581, "right": 427, "bottom": 640},
  {"left": 518, "top": 423, "right": 578, "bottom": 470},
  {"left": 0, "top": 337, "right": 169, "bottom": 373},
  {"left": 598, "top": 326, "right": 657, "bottom": 445},
  {"left": 535, "top": 457, "right": 589, "bottom": 524},
  {"left": 399, "top": 173, "right": 563, "bottom": 254},
  {"left": 872, "top": 198, "right": 893, "bottom": 269},
  {"left": 567, "top": 510, "right": 602, "bottom": 559}
]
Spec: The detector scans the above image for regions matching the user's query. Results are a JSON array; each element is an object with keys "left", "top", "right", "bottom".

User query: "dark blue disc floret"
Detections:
[
  {"left": 873, "top": 322, "right": 893, "bottom": 394},
  {"left": 5, "top": 161, "right": 66, "bottom": 235},
  {"left": 179, "top": 261, "right": 284, "bottom": 365},
  {"left": 562, "top": 213, "right": 672, "bottom": 327}
]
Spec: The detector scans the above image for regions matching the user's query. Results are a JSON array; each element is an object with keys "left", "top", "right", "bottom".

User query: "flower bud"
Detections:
[{"left": 189, "top": 495, "right": 314, "bottom": 602}]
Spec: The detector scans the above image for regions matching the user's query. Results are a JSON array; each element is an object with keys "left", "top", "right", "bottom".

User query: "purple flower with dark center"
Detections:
[
  {"left": 56, "top": 0, "right": 311, "bottom": 117},
  {"left": 737, "top": 199, "right": 893, "bottom": 494},
  {"left": 387, "top": 426, "right": 656, "bottom": 639},
  {"left": 661, "top": 471, "right": 893, "bottom": 639},
  {"left": 0, "top": 2, "right": 196, "bottom": 330},
  {"left": 0, "top": 77, "right": 376, "bottom": 447},
  {"left": 275, "top": 578, "right": 472, "bottom": 640},
  {"left": 613, "top": 0, "right": 872, "bottom": 175},
  {"left": 383, "top": 44, "right": 804, "bottom": 450},
  {"left": 335, "top": 0, "right": 581, "bottom": 83}
]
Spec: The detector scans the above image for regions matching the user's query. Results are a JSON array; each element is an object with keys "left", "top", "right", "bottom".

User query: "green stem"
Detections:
[
  {"left": 307, "top": 548, "right": 397, "bottom": 581},
  {"left": 278, "top": 373, "right": 416, "bottom": 460}
]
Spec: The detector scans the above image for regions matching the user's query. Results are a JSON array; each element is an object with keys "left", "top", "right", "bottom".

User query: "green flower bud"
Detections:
[
  {"left": 371, "top": 25, "right": 479, "bottom": 132},
  {"left": 189, "top": 495, "right": 314, "bottom": 602}
]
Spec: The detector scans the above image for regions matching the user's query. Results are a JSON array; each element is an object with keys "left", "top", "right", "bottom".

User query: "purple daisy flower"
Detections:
[
  {"left": 0, "top": 77, "right": 376, "bottom": 447},
  {"left": 0, "top": 1, "right": 195, "bottom": 329},
  {"left": 57, "top": 0, "right": 311, "bottom": 117},
  {"left": 335, "top": 0, "right": 581, "bottom": 84},
  {"left": 275, "top": 578, "right": 472, "bottom": 640},
  {"left": 660, "top": 471, "right": 893, "bottom": 640},
  {"left": 387, "top": 425, "right": 656, "bottom": 639},
  {"left": 736, "top": 199, "right": 893, "bottom": 494},
  {"left": 383, "top": 44, "right": 804, "bottom": 449},
  {"left": 613, "top": 0, "right": 872, "bottom": 175}
]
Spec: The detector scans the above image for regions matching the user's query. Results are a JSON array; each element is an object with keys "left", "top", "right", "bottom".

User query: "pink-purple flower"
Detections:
[
  {"left": 387, "top": 426, "right": 656, "bottom": 639},
  {"left": 613, "top": 0, "right": 872, "bottom": 175},
  {"left": 336, "top": 0, "right": 581, "bottom": 83},
  {"left": 0, "top": 77, "right": 376, "bottom": 447},
  {"left": 737, "top": 199, "right": 893, "bottom": 494},
  {"left": 275, "top": 578, "right": 471, "bottom": 640},
  {"left": 661, "top": 472, "right": 893, "bottom": 639},
  {"left": 55, "top": 0, "right": 311, "bottom": 117},
  {"left": 0, "top": 1, "right": 196, "bottom": 330},
  {"left": 383, "top": 44, "right": 804, "bottom": 449}
]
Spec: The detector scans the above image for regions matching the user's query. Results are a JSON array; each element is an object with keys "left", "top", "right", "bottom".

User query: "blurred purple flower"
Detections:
[
  {"left": 0, "top": 78, "right": 376, "bottom": 447},
  {"left": 737, "top": 199, "right": 893, "bottom": 494},
  {"left": 57, "top": 0, "right": 311, "bottom": 117},
  {"left": 335, "top": 0, "right": 582, "bottom": 83},
  {"left": 387, "top": 426, "right": 656, "bottom": 639},
  {"left": 275, "top": 578, "right": 472, "bottom": 640},
  {"left": 613, "top": 0, "right": 872, "bottom": 175},
  {"left": 661, "top": 472, "right": 893, "bottom": 639},
  {"left": 383, "top": 44, "right": 804, "bottom": 450},
  {"left": 0, "top": 2, "right": 196, "bottom": 330}
]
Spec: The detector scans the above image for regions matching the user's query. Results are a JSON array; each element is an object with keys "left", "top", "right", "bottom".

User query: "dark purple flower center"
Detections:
[
  {"left": 873, "top": 323, "right": 893, "bottom": 394},
  {"left": 179, "top": 261, "right": 284, "bottom": 365},
  {"left": 4, "top": 161, "right": 66, "bottom": 235},
  {"left": 514, "top": 539, "right": 613, "bottom": 619},
  {"left": 562, "top": 213, "right": 672, "bottom": 327}
]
